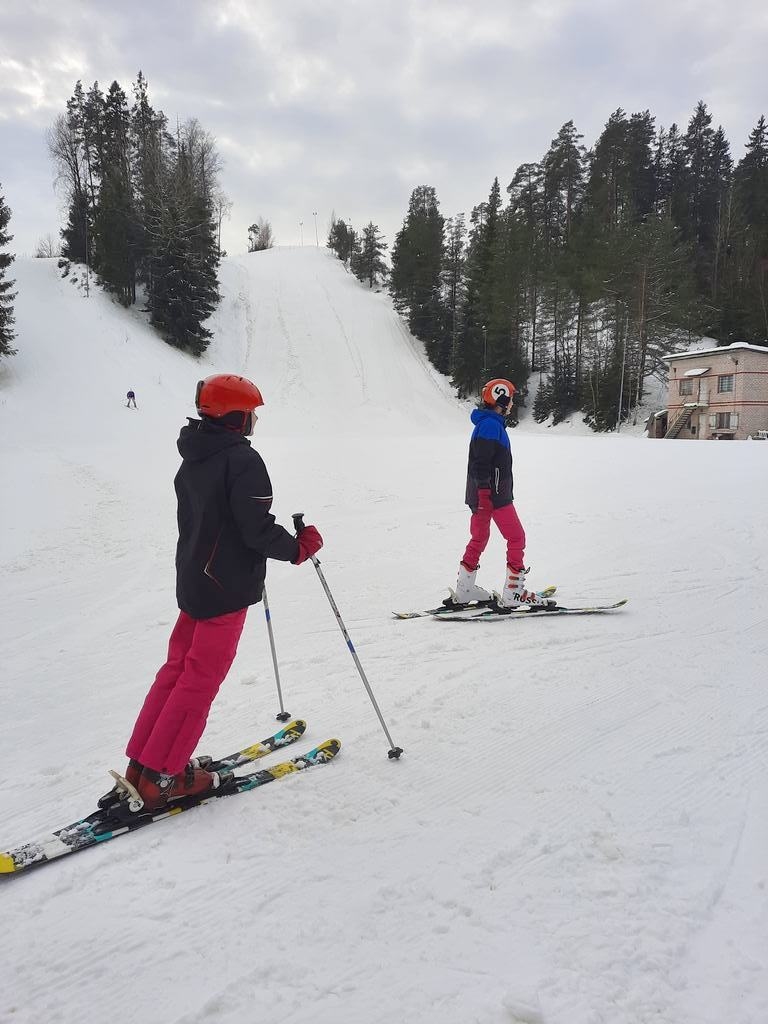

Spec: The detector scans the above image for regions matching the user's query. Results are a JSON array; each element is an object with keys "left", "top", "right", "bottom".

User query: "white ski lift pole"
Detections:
[
  {"left": 293, "top": 513, "right": 403, "bottom": 760},
  {"left": 262, "top": 584, "right": 291, "bottom": 722}
]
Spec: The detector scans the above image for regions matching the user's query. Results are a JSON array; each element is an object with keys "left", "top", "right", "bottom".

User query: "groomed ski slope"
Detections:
[{"left": 1, "top": 247, "right": 766, "bottom": 1024}]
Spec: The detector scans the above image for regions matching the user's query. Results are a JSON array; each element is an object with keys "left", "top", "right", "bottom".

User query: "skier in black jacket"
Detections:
[{"left": 112, "top": 374, "right": 322, "bottom": 812}]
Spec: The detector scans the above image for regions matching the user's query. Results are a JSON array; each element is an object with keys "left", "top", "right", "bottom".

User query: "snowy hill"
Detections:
[{"left": 1, "top": 248, "right": 767, "bottom": 1024}]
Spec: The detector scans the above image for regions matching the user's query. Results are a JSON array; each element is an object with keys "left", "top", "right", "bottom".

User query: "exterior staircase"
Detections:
[{"left": 664, "top": 404, "right": 696, "bottom": 439}]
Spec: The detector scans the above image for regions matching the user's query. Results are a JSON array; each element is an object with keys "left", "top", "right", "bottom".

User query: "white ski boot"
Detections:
[
  {"left": 497, "top": 565, "right": 553, "bottom": 610},
  {"left": 449, "top": 562, "right": 493, "bottom": 606}
]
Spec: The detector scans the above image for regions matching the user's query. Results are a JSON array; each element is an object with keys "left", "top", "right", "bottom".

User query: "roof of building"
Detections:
[{"left": 662, "top": 342, "right": 768, "bottom": 362}]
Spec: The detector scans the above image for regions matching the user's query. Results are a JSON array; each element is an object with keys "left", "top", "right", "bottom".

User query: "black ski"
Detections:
[
  {"left": 394, "top": 585, "right": 557, "bottom": 619},
  {"left": 435, "top": 599, "right": 628, "bottom": 621},
  {"left": 1, "top": 735, "right": 339, "bottom": 877}
]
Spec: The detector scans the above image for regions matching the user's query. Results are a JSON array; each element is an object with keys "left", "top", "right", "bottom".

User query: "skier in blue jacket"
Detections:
[{"left": 452, "top": 378, "right": 548, "bottom": 609}]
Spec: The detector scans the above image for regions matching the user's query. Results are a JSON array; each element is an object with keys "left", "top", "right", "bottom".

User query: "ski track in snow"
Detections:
[{"left": 1, "top": 249, "right": 767, "bottom": 1024}]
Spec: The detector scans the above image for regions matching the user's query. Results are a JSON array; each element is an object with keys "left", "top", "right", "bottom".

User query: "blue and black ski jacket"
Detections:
[{"left": 464, "top": 408, "right": 514, "bottom": 512}]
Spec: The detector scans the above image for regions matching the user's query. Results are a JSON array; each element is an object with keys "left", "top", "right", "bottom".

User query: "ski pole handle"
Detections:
[{"left": 292, "top": 511, "right": 320, "bottom": 566}]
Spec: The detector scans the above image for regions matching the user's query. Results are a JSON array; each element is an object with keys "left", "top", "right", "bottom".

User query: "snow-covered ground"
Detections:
[{"left": 1, "top": 248, "right": 766, "bottom": 1024}]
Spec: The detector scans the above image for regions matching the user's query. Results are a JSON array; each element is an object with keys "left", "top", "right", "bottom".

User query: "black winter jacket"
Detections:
[{"left": 174, "top": 419, "right": 299, "bottom": 619}]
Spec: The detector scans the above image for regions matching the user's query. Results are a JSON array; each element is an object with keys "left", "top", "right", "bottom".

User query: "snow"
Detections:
[{"left": 1, "top": 247, "right": 767, "bottom": 1024}]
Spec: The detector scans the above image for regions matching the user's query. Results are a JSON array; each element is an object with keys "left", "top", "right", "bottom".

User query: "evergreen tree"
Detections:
[
  {"left": 452, "top": 183, "right": 501, "bottom": 393},
  {"left": 733, "top": 116, "right": 768, "bottom": 342},
  {"left": 60, "top": 191, "right": 90, "bottom": 263},
  {"left": 327, "top": 217, "right": 356, "bottom": 263},
  {"left": 146, "top": 125, "right": 220, "bottom": 356},
  {"left": 442, "top": 214, "right": 466, "bottom": 374},
  {"left": 0, "top": 184, "right": 17, "bottom": 359},
  {"left": 352, "top": 222, "right": 388, "bottom": 287},
  {"left": 390, "top": 186, "right": 447, "bottom": 370},
  {"left": 541, "top": 121, "right": 585, "bottom": 252},
  {"left": 658, "top": 122, "right": 689, "bottom": 228},
  {"left": 93, "top": 81, "right": 136, "bottom": 304},
  {"left": 130, "top": 71, "right": 169, "bottom": 293},
  {"left": 680, "top": 101, "right": 733, "bottom": 309},
  {"left": 507, "top": 163, "right": 545, "bottom": 371}
]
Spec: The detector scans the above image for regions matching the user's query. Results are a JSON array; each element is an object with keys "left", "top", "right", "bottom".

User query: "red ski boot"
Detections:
[{"left": 135, "top": 764, "right": 225, "bottom": 811}]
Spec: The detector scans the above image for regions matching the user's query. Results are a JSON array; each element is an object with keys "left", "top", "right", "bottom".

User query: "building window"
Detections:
[
  {"left": 718, "top": 374, "right": 735, "bottom": 393},
  {"left": 679, "top": 378, "right": 694, "bottom": 395},
  {"left": 711, "top": 412, "right": 739, "bottom": 430}
]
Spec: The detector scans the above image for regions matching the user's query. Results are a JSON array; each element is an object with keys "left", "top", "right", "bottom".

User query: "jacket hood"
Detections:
[
  {"left": 470, "top": 407, "right": 504, "bottom": 426},
  {"left": 177, "top": 418, "right": 250, "bottom": 462}
]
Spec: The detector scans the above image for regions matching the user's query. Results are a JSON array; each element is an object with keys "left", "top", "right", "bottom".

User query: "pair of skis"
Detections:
[
  {"left": 394, "top": 586, "right": 628, "bottom": 621},
  {"left": 0, "top": 721, "right": 339, "bottom": 877}
]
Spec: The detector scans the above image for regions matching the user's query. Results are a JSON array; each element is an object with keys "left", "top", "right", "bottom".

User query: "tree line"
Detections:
[
  {"left": 326, "top": 216, "right": 389, "bottom": 289},
  {"left": 47, "top": 73, "right": 223, "bottom": 356},
  {"left": 386, "top": 102, "right": 768, "bottom": 429},
  {"left": 0, "top": 182, "right": 15, "bottom": 360}
]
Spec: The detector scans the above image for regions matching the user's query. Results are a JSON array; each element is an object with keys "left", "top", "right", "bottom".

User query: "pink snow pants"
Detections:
[
  {"left": 126, "top": 608, "right": 247, "bottom": 774},
  {"left": 462, "top": 503, "right": 526, "bottom": 571}
]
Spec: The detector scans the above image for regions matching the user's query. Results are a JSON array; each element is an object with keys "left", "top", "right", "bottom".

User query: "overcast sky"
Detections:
[{"left": 1, "top": 0, "right": 767, "bottom": 257}]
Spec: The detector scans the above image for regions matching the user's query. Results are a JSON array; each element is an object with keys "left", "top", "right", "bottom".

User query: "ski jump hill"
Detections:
[{"left": 1, "top": 246, "right": 766, "bottom": 1024}]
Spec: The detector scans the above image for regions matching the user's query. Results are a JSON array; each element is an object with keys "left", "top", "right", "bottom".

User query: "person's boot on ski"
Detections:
[
  {"left": 452, "top": 561, "right": 492, "bottom": 605},
  {"left": 133, "top": 763, "right": 226, "bottom": 810},
  {"left": 497, "top": 565, "right": 551, "bottom": 610}
]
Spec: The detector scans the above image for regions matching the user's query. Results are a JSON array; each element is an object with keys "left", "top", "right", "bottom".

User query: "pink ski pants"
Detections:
[
  {"left": 126, "top": 608, "right": 247, "bottom": 774},
  {"left": 462, "top": 503, "right": 526, "bottom": 571}
]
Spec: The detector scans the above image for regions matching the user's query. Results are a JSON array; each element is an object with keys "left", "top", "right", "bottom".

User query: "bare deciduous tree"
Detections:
[{"left": 34, "top": 234, "right": 61, "bottom": 258}]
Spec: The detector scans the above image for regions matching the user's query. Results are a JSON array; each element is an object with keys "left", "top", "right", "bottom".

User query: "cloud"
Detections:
[{"left": 0, "top": 0, "right": 766, "bottom": 256}]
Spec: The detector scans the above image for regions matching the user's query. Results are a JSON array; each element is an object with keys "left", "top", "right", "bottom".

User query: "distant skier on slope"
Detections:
[
  {"left": 126, "top": 390, "right": 137, "bottom": 408},
  {"left": 107, "top": 374, "right": 323, "bottom": 812},
  {"left": 451, "top": 378, "right": 548, "bottom": 609}
]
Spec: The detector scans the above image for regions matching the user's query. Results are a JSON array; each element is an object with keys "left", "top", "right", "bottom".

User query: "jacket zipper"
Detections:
[{"left": 203, "top": 531, "right": 225, "bottom": 589}]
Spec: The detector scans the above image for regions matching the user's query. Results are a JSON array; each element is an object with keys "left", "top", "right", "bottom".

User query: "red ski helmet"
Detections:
[
  {"left": 196, "top": 374, "right": 264, "bottom": 416},
  {"left": 195, "top": 374, "right": 264, "bottom": 434},
  {"left": 481, "top": 378, "right": 516, "bottom": 409}
]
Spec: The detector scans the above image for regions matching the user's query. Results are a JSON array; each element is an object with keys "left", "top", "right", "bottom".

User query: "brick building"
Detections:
[{"left": 650, "top": 343, "right": 768, "bottom": 440}]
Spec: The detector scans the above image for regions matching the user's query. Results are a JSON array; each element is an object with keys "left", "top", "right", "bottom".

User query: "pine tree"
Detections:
[
  {"left": 541, "top": 121, "right": 585, "bottom": 252},
  {"left": 353, "top": 222, "right": 388, "bottom": 287},
  {"left": 327, "top": 217, "right": 356, "bottom": 263},
  {"left": 130, "top": 71, "right": 169, "bottom": 295},
  {"left": 507, "top": 163, "right": 545, "bottom": 371},
  {"left": 147, "top": 125, "right": 220, "bottom": 356},
  {"left": 732, "top": 116, "right": 768, "bottom": 342},
  {"left": 390, "top": 186, "right": 447, "bottom": 369},
  {"left": 658, "top": 123, "right": 689, "bottom": 228},
  {"left": 92, "top": 82, "right": 138, "bottom": 304},
  {"left": 538, "top": 125, "right": 586, "bottom": 419},
  {"left": 442, "top": 214, "right": 466, "bottom": 374},
  {"left": 0, "top": 183, "right": 17, "bottom": 359}
]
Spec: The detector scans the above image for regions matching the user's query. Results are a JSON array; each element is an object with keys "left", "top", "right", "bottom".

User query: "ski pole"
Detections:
[
  {"left": 293, "top": 512, "right": 403, "bottom": 760},
  {"left": 262, "top": 584, "right": 291, "bottom": 722}
]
